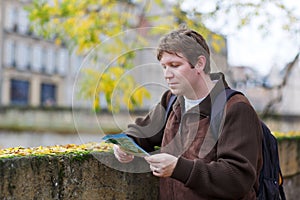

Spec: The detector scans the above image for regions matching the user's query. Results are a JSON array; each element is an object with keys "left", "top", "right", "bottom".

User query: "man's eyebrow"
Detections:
[{"left": 161, "top": 61, "right": 181, "bottom": 66}]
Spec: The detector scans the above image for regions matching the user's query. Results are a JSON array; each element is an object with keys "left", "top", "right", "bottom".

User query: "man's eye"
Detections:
[
  {"left": 170, "top": 64, "right": 179, "bottom": 67},
  {"left": 161, "top": 64, "right": 179, "bottom": 69}
]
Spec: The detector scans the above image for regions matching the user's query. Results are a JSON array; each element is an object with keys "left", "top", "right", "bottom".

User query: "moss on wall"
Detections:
[
  {"left": 0, "top": 152, "right": 159, "bottom": 200},
  {"left": 1, "top": 139, "right": 300, "bottom": 200}
]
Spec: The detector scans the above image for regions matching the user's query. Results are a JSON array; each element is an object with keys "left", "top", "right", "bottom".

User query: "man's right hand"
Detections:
[{"left": 113, "top": 144, "right": 134, "bottom": 163}]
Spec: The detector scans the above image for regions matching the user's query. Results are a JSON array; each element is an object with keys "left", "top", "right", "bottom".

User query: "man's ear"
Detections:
[{"left": 195, "top": 55, "right": 206, "bottom": 73}]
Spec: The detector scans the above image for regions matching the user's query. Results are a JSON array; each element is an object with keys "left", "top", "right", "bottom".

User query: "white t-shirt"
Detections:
[{"left": 184, "top": 96, "right": 205, "bottom": 112}]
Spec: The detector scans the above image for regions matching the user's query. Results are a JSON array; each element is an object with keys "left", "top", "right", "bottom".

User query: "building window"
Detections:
[
  {"left": 4, "top": 5, "right": 15, "bottom": 31},
  {"left": 19, "top": 9, "right": 29, "bottom": 34},
  {"left": 3, "top": 39, "right": 16, "bottom": 67},
  {"left": 56, "top": 48, "right": 68, "bottom": 75},
  {"left": 12, "top": 7, "right": 19, "bottom": 32},
  {"left": 71, "top": 52, "right": 83, "bottom": 75},
  {"left": 32, "top": 45, "right": 42, "bottom": 72},
  {"left": 10, "top": 79, "right": 30, "bottom": 105},
  {"left": 41, "top": 48, "right": 47, "bottom": 73},
  {"left": 25, "top": 44, "right": 32, "bottom": 70},
  {"left": 4, "top": 39, "right": 17, "bottom": 67},
  {"left": 54, "top": 50, "right": 59, "bottom": 74},
  {"left": 41, "top": 83, "right": 56, "bottom": 106},
  {"left": 16, "top": 42, "right": 27, "bottom": 70},
  {"left": 47, "top": 48, "right": 55, "bottom": 74},
  {"left": 11, "top": 42, "right": 17, "bottom": 67}
]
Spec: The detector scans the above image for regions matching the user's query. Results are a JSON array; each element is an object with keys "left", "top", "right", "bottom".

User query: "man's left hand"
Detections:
[{"left": 145, "top": 153, "right": 178, "bottom": 177}]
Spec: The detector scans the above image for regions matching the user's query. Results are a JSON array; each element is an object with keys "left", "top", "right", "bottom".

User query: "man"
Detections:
[{"left": 114, "top": 27, "right": 263, "bottom": 199}]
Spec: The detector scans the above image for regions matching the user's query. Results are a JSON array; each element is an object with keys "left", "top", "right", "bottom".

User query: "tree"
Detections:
[
  {"left": 174, "top": 0, "right": 299, "bottom": 115},
  {"left": 25, "top": 0, "right": 223, "bottom": 111},
  {"left": 26, "top": 0, "right": 156, "bottom": 111},
  {"left": 26, "top": 0, "right": 299, "bottom": 112}
]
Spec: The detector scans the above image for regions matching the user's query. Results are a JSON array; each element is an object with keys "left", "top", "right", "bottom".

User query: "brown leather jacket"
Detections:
[{"left": 126, "top": 73, "right": 263, "bottom": 199}]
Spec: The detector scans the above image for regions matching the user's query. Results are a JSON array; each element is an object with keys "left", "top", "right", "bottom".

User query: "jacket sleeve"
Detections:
[
  {"left": 125, "top": 90, "right": 171, "bottom": 152},
  {"left": 171, "top": 101, "right": 263, "bottom": 199}
]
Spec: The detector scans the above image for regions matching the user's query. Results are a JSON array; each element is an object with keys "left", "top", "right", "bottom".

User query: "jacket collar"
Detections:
[{"left": 173, "top": 72, "right": 229, "bottom": 117}]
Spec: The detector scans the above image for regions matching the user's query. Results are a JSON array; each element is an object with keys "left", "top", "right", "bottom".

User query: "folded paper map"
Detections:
[{"left": 102, "top": 133, "right": 150, "bottom": 157}]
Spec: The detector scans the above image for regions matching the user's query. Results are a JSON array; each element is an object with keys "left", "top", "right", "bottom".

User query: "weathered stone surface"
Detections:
[
  {"left": 0, "top": 153, "right": 159, "bottom": 200},
  {"left": 1, "top": 140, "right": 300, "bottom": 200},
  {"left": 278, "top": 139, "right": 300, "bottom": 177},
  {"left": 278, "top": 139, "right": 300, "bottom": 200},
  {"left": 283, "top": 173, "right": 300, "bottom": 200}
]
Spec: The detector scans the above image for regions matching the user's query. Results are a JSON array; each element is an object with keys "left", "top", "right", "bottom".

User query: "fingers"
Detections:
[
  {"left": 145, "top": 153, "right": 178, "bottom": 177},
  {"left": 144, "top": 153, "right": 169, "bottom": 164},
  {"left": 113, "top": 144, "right": 134, "bottom": 163},
  {"left": 144, "top": 154, "right": 160, "bottom": 164},
  {"left": 149, "top": 165, "right": 158, "bottom": 172},
  {"left": 149, "top": 164, "right": 162, "bottom": 176}
]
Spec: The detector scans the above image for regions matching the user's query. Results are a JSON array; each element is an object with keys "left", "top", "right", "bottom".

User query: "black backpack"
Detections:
[{"left": 165, "top": 88, "right": 286, "bottom": 199}]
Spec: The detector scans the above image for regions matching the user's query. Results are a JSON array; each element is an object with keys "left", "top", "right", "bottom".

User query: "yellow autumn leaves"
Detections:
[
  {"left": 26, "top": 0, "right": 136, "bottom": 53},
  {"left": 79, "top": 67, "right": 150, "bottom": 112},
  {"left": 25, "top": 0, "right": 227, "bottom": 112},
  {"left": 272, "top": 131, "right": 300, "bottom": 139},
  {"left": 26, "top": 0, "right": 153, "bottom": 112},
  {"left": 1, "top": 131, "right": 299, "bottom": 159},
  {"left": 0, "top": 142, "right": 113, "bottom": 159}
]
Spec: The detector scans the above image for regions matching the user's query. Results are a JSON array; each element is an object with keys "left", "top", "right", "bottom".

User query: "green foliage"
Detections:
[
  {"left": 79, "top": 67, "right": 150, "bottom": 112},
  {"left": 26, "top": 0, "right": 155, "bottom": 111},
  {"left": 25, "top": 0, "right": 298, "bottom": 111}
]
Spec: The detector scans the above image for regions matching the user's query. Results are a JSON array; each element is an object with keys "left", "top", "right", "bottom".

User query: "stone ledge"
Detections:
[
  {"left": 278, "top": 139, "right": 300, "bottom": 177},
  {"left": 0, "top": 152, "right": 159, "bottom": 200},
  {"left": 1, "top": 139, "right": 299, "bottom": 200}
]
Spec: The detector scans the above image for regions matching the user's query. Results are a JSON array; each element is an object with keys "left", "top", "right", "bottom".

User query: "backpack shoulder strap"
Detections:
[
  {"left": 165, "top": 88, "right": 244, "bottom": 140},
  {"left": 225, "top": 88, "right": 243, "bottom": 100},
  {"left": 164, "top": 93, "right": 177, "bottom": 122},
  {"left": 210, "top": 88, "right": 244, "bottom": 139}
]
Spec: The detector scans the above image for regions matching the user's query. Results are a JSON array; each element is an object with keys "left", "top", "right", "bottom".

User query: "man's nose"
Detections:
[{"left": 164, "top": 66, "right": 174, "bottom": 80}]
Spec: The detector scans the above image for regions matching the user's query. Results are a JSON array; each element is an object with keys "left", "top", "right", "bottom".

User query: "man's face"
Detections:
[{"left": 160, "top": 52, "right": 200, "bottom": 98}]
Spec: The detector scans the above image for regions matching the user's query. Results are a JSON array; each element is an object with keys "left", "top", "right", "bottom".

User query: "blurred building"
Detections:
[
  {"left": 271, "top": 54, "right": 300, "bottom": 115},
  {"left": 229, "top": 52, "right": 300, "bottom": 115},
  {"left": 228, "top": 66, "right": 269, "bottom": 111},
  {"left": 0, "top": 0, "right": 83, "bottom": 107},
  {"left": 0, "top": 0, "right": 229, "bottom": 109}
]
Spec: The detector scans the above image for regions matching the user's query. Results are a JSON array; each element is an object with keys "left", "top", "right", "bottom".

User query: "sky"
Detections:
[
  {"left": 173, "top": 0, "right": 300, "bottom": 75},
  {"left": 226, "top": 15, "right": 299, "bottom": 75}
]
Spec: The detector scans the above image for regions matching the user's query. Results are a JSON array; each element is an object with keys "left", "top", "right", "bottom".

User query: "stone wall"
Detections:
[
  {"left": 278, "top": 139, "right": 300, "bottom": 199},
  {"left": 0, "top": 107, "right": 144, "bottom": 134},
  {"left": 1, "top": 107, "right": 300, "bottom": 134},
  {"left": 0, "top": 107, "right": 300, "bottom": 199},
  {"left": 1, "top": 139, "right": 300, "bottom": 199},
  {"left": 0, "top": 153, "right": 159, "bottom": 200}
]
